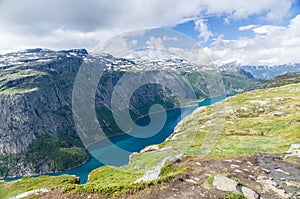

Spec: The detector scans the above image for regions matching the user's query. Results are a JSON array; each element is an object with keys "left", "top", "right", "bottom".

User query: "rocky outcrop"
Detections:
[
  {"left": 10, "top": 188, "right": 49, "bottom": 199},
  {"left": 135, "top": 156, "right": 172, "bottom": 183},
  {"left": 135, "top": 153, "right": 183, "bottom": 183},
  {"left": 140, "top": 145, "right": 173, "bottom": 153}
]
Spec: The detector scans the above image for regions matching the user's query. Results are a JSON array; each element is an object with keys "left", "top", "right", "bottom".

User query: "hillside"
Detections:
[
  {"left": 3, "top": 82, "right": 298, "bottom": 199},
  {"left": 247, "top": 72, "right": 300, "bottom": 91},
  {"left": 220, "top": 63, "right": 300, "bottom": 80},
  {"left": 66, "top": 82, "right": 300, "bottom": 198}
]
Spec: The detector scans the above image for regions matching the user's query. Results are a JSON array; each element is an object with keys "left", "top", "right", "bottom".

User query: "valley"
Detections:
[
  {"left": 0, "top": 65, "right": 299, "bottom": 198},
  {"left": 0, "top": 49, "right": 259, "bottom": 179}
]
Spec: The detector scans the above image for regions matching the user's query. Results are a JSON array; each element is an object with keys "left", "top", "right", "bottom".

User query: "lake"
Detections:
[{"left": 4, "top": 94, "right": 232, "bottom": 183}]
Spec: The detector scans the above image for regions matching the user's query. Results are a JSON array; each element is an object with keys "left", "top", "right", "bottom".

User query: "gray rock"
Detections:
[
  {"left": 241, "top": 186, "right": 260, "bottom": 199},
  {"left": 213, "top": 175, "right": 260, "bottom": 199},
  {"left": 273, "top": 111, "right": 286, "bottom": 116},
  {"left": 135, "top": 156, "right": 173, "bottom": 183},
  {"left": 213, "top": 174, "right": 241, "bottom": 193},
  {"left": 140, "top": 145, "right": 159, "bottom": 153}
]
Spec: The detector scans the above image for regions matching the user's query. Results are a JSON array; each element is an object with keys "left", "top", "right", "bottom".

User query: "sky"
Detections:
[{"left": 0, "top": 0, "right": 299, "bottom": 65}]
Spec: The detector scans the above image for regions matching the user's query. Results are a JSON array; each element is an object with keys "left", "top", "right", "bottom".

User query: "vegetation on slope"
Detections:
[
  {"left": 2, "top": 82, "right": 299, "bottom": 198},
  {"left": 25, "top": 135, "right": 88, "bottom": 172},
  {"left": 63, "top": 83, "right": 299, "bottom": 197},
  {"left": 0, "top": 175, "right": 79, "bottom": 199},
  {"left": 0, "top": 135, "right": 88, "bottom": 177},
  {"left": 162, "top": 83, "right": 300, "bottom": 157},
  {"left": 247, "top": 72, "right": 300, "bottom": 91}
]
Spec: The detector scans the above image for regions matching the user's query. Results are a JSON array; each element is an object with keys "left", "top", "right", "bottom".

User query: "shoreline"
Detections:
[
  {"left": 1, "top": 154, "right": 90, "bottom": 181},
  {"left": 85, "top": 99, "right": 203, "bottom": 149},
  {"left": 2, "top": 94, "right": 232, "bottom": 182}
]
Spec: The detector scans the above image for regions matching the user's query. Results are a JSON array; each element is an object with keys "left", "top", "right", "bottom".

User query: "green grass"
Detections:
[
  {"left": 0, "top": 68, "right": 46, "bottom": 94},
  {"left": 67, "top": 83, "right": 299, "bottom": 197},
  {"left": 0, "top": 175, "right": 79, "bottom": 199},
  {"left": 62, "top": 163, "right": 187, "bottom": 197},
  {"left": 88, "top": 166, "right": 143, "bottom": 186},
  {"left": 24, "top": 135, "right": 88, "bottom": 172},
  {"left": 159, "top": 163, "right": 188, "bottom": 180},
  {"left": 204, "top": 173, "right": 216, "bottom": 189},
  {"left": 154, "top": 83, "right": 300, "bottom": 158},
  {"left": 225, "top": 193, "right": 246, "bottom": 199},
  {"left": 0, "top": 134, "right": 87, "bottom": 177}
]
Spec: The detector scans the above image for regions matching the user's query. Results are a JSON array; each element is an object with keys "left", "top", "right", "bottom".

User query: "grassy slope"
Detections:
[
  {"left": 64, "top": 83, "right": 300, "bottom": 196},
  {"left": 2, "top": 83, "right": 299, "bottom": 198},
  {"left": 0, "top": 175, "right": 78, "bottom": 199},
  {"left": 163, "top": 82, "right": 300, "bottom": 157}
]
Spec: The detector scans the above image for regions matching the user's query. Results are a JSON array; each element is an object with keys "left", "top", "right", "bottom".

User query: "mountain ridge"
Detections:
[{"left": 0, "top": 48, "right": 259, "bottom": 178}]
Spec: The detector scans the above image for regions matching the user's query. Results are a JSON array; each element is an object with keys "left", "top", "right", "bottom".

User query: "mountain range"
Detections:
[{"left": 0, "top": 48, "right": 297, "bottom": 179}]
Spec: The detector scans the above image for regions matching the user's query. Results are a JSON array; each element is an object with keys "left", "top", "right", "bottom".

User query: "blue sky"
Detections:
[
  {"left": 0, "top": 0, "right": 299, "bottom": 65},
  {"left": 172, "top": 2, "right": 300, "bottom": 45}
]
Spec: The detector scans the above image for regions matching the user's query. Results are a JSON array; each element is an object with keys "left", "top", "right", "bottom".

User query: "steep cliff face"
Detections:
[
  {"left": 0, "top": 49, "right": 259, "bottom": 178},
  {"left": 0, "top": 49, "right": 84, "bottom": 157},
  {"left": 0, "top": 49, "right": 90, "bottom": 177}
]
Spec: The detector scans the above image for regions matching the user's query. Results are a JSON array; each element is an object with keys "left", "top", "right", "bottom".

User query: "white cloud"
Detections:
[
  {"left": 238, "top": 24, "right": 260, "bottom": 31},
  {"left": 130, "top": 39, "right": 138, "bottom": 45},
  {"left": 223, "top": 18, "right": 230, "bottom": 25},
  {"left": 0, "top": 0, "right": 294, "bottom": 52},
  {"left": 252, "top": 25, "right": 286, "bottom": 35},
  {"left": 194, "top": 19, "right": 213, "bottom": 43},
  {"left": 168, "top": 47, "right": 212, "bottom": 65},
  {"left": 207, "top": 15, "right": 300, "bottom": 65},
  {"left": 199, "top": 0, "right": 292, "bottom": 21},
  {"left": 163, "top": 35, "right": 178, "bottom": 41},
  {"left": 145, "top": 36, "right": 165, "bottom": 49}
]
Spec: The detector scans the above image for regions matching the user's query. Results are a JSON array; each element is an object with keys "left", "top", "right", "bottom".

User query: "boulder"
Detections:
[
  {"left": 213, "top": 174, "right": 240, "bottom": 193},
  {"left": 140, "top": 145, "right": 159, "bottom": 153},
  {"left": 241, "top": 186, "right": 260, "bottom": 199},
  {"left": 213, "top": 174, "right": 260, "bottom": 199}
]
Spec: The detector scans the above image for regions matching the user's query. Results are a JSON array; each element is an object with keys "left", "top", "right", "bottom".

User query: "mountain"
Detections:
[
  {"left": 240, "top": 63, "right": 300, "bottom": 80},
  {"left": 0, "top": 48, "right": 259, "bottom": 178},
  {"left": 220, "top": 62, "right": 300, "bottom": 80},
  {"left": 247, "top": 72, "right": 300, "bottom": 91}
]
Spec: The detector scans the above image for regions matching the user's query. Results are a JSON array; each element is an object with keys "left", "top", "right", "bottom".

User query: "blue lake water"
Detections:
[{"left": 4, "top": 94, "right": 232, "bottom": 184}]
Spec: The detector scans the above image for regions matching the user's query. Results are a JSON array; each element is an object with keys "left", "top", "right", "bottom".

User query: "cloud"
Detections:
[
  {"left": 252, "top": 25, "right": 286, "bottom": 35},
  {"left": 223, "top": 18, "right": 230, "bottom": 25},
  {"left": 194, "top": 19, "right": 213, "bottom": 43},
  {"left": 199, "top": 0, "right": 292, "bottom": 21},
  {"left": 163, "top": 35, "right": 178, "bottom": 41},
  {"left": 238, "top": 25, "right": 260, "bottom": 31},
  {"left": 207, "top": 14, "right": 300, "bottom": 65},
  {"left": 0, "top": 0, "right": 294, "bottom": 53},
  {"left": 130, "top": 40, "right": 138, "bottom": 45},
  {"left": 145, "top": 36, "right": 165, "bottom": 49}
]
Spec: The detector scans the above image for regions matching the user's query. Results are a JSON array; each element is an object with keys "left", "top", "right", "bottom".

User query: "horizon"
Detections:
[{"left": 1, "top": 47, "right": 300, "bottom": 67}]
